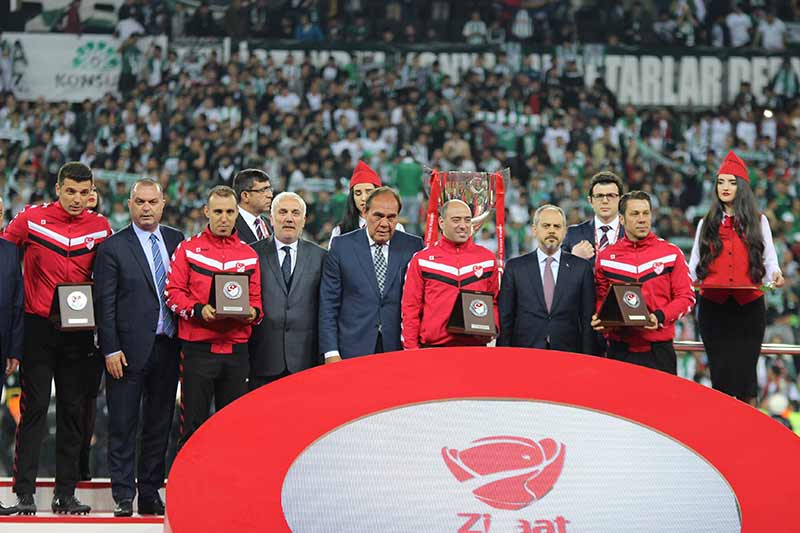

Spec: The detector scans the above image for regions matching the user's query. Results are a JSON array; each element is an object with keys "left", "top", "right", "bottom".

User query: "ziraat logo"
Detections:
[
  {"left": 442, "top": 436, "right": 565, "bottom": 510},
  {"left": 457, "top": 513, "right": 569, "bottom": 533}
]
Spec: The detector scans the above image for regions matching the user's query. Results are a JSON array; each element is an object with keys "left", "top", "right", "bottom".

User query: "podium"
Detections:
[{"left": 165, "top": 348, "right": 800, "bottom": 532}]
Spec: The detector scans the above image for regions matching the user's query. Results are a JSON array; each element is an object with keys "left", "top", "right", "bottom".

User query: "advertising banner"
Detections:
[{"left": 0, "top": 32, "right": 166, "bottom": 102}]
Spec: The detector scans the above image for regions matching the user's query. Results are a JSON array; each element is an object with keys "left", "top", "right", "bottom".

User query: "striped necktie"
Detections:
[{"left": 149, "top": 233, "right": 175, "bottom": 337}]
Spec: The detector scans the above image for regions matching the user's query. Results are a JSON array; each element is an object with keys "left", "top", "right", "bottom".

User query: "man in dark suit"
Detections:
[
  {"left": 562, "top": 171, "right": 625, "bottom": 261},
  {"left": 498, "top": 205, "right": 595, "bottom": 354},
  {"left": 320, "top": 187, "right": 423, "bottom": 361},
  {"left": 248, "top": 192, "right": 326, "bottom": 390},
  {"left": 0, "top": 240, "right": 23, "bottom": 515},
  {"left": 232, "top": 168, "right": 273, "bottom": 245},
  {"left": 94, "top": 179, "right": 184, "bottom": 517}
]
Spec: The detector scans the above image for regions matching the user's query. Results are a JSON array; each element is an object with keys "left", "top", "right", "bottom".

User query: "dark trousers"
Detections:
[
  {"left": 178, "top": 349, "right": 248, "bottom": 450},
  {"left": 14, "top": 314, "right": 94, "bottom": 496},
  {"left": 608, "top": 340, "right": 677, "bottom": 375},
  {"left": 80, "top": 352, "right": 104, "bottom": 478},
  {"left": 106, "top": 336, "right": 180, "bottom": 503},
  {"left": 248, "top": 368, "right": 291, "bottom": 392},
  {"left": 698, "top": 295, "right": 765, "bottom": 400}
]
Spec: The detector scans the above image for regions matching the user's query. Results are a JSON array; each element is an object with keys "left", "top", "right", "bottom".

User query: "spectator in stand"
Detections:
[
  {"left": 295, "top": 14, "right": 324, "bottom": 42},
  {"left": 770, "top": 58, "right": 800, "bottom": 109},
  {"left": 187, "top": 1, "right": 219, "bottom": 37},
  {"left": 726, "top": 3, "right": 753, "bottom": 47},
  {"left": 623, "top": 1, "right": 652, "bottom": 45},
  {"left": 463, "top": 11, "right": 488, "bottom": 45},
  {"left": 756, "top": 10, "right": 787, "bottom": 51},
  {"left": 223, "top": 0, "right": 250, "bottom": 38}
]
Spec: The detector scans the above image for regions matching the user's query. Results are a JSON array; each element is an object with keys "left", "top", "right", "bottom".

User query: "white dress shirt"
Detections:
[
  {"left": 275, "top": 237, "right": 298, "bottom": 276},
  {"left": 688, "top": 213, "right": 781, "bottom": 283},
  {"left": 537, "top": 247, "right": 561, "bottom": 285},
  {"left": 594, "top": 215, "right": 620, "bottom": 248}
]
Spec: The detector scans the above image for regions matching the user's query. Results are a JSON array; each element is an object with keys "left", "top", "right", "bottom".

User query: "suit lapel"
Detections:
[
  {"left": 384, "top": 235, "right": 405, "bottom": 293},
  {"left": 354, "top": 230, "right": 381, "bottom": 297},
  {"left": 522, "top": 253, "right": 547, "bottom": 311},
  {"left": 264, "top": 237, "right": 288, "bottom": 295},
  {"left": 550, "top": 255, "right": 570, "bottom": 313},
  {"left": 287, "top": 240, "right": 309, "bottom": 297},
  {"left": 236, "top": 214, "right": 257, "bottom": 243},
  {"left": 125, "top": 225, "right": 157, "bottom": 298}
]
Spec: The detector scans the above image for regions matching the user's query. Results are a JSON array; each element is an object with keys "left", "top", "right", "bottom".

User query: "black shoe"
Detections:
[
  {"left": 114, "top": 499, "right": 133, "bottom": 517},
  {"left": 51, "top": 495, "right": 91, "bottom": 515},
  {"left": 14, "top": 494, "right": 36, "bottom": 515},
  {"left": 138, "top": 495, "right": 165, "bottom": 515},
  {"left": 0, "top": 500, "right": 17, "bottom": 516}
]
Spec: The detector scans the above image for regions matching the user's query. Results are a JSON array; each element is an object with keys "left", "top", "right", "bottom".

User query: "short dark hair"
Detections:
[
  {"left": 619, "top": 190, "right": 652, "bottom": 216},
  {"left": 588, "top": 171, "right": 624, "bottom": 197},
  {"left": 364, "top": 186, "right": 402, "bottom": 213},
  {"left": 207, "top": 185, "right": 237, "bottom": 203},
  {"left": 232, "top": 168, "right": 270, "bottom": 202},
  {"left": 58, "top": 162, "right": 93, "bottom": 186}
]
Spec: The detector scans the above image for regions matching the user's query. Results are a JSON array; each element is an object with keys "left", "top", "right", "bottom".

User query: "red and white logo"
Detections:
[
  {"left": 623, "top": 291, "right": 640, "bottom": 308},
  {"left": 235, "top": 262, "right": 246, "bottom": 272},
  {"left": 653, "top": 262, "right": 664, "bottom": 275},
  {"left": 473, "top": 265, "right": 484, "bottom": 278},
  {"left": 468, "top": 299, "right": 488, "bottom": 318},
  {"left": 223, "top": 281, "right": 242, "bottom": 300},
  {"left": 85, "top": 236, "right": 95, "bottom": 250},
  {"left": 442, "top": 436, "right": 566, "bottom": 510}
]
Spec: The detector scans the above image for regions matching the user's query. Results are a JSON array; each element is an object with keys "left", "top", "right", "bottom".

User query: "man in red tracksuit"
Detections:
[
  {"left": 402, "top": 200, "right": 499, "bottom": 349},
  {"left": 165, "top": 185, "right": 262, "bottom": 449},
  {"left": 592, "top": 190, "right": 695, "bottom": 374},
  {"left": 4, "top": 162, "right": 111, "bottom": 515}
]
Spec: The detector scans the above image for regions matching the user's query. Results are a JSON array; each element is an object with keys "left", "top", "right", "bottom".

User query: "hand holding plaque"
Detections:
[{"left": 595, "top": 283, "right": 649, "bottom": 327}]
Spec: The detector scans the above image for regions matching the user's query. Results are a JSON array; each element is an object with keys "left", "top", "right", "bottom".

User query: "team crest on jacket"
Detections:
[
  {"left": 473, "top": 265, "right": 484, "bottom": 278},
  {"left": 85, "top": 237, "right": 95, "bottom": 250},
  {"left": 235, "top": 262, "right": 246, "bottom": 272},
  {"left": 653, "top": 261, "right": 664, "bottom": 275}
]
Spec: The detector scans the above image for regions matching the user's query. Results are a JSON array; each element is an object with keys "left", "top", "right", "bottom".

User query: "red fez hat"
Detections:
[
  {"left": 717, "top": 150, "right": 749, "bottom": 184},
  {"left": 349, "top": 160, "right": 382, "bottom": 189}
]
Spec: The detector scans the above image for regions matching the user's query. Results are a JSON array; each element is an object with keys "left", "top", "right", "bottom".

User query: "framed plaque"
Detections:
[
  {"left": 597, "top": 283, "right": 649, "bottom": 327},
  {"left": 50, "top": 282, "right": 95, "bottom": 331},
  {"left": 210, "top": 273, "right": 250, "bottom": 318},
  {"left": 446, "top": 290, "right": 496, "bottom": 337}
]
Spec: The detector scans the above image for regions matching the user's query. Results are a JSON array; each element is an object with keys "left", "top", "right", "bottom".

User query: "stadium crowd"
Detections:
[{"left": 1, "top": 1, "right": 800, "bottom": 481}]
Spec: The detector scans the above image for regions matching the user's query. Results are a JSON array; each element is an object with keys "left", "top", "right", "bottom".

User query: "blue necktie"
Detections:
[
  {"left": 281, "top": 245, "right": 292, "bottom": 288},
  {"left": 150, "top": 233, "right": 175, "bottom": 337}
]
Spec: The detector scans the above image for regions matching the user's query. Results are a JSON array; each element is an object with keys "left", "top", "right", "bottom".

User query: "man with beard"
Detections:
[{"left": 498, "top": 205, "right": 596, "bottom": 353}]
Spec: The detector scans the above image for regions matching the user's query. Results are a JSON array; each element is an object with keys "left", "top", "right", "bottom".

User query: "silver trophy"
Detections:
[{"left": 423, "top": 168, "right": 510, "bottom": 248}]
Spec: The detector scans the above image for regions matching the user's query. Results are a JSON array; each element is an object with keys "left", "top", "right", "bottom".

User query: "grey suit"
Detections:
[{"left": 248, "top": 236, "right": 327, "bottom": 388}]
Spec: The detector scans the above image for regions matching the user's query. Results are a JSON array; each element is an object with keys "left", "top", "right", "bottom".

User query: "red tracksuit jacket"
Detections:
[
  {"left": 595, "top": 232, "right": 695, "bottom": 352},
  {"left": 165, "top": 227, "right": 262, "bottom": 354},
  {"left": 3, "top": 202, "right": 111, "bottom": 318},
  {"left": 402, "top": 237, "right": 499, "bottom": 349}
]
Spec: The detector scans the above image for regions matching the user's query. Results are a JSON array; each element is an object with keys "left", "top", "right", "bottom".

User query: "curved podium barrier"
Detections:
[{"left": 165, "top": 348, "right": 800, "bottom": 532}]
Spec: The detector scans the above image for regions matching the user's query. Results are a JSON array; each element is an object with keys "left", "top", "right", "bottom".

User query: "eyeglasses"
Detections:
[
  {"left": 591, "top": 193, "right": 620, "bottom": 201},
  {"left": 246, "top": 186, "right": 272, "bottom": 194}
]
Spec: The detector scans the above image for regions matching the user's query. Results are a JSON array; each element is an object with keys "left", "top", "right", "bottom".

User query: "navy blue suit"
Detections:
[
  {"left": 0, "top": 239, "right": 23, "bottom": 376},
  {"left": 93, "top": 224, "right": 184, "bottom": 505},
  {"left": 319, "top": 228, "right": 423, "bottom": 358},
  {"left": 497, "top": 251, "right": 596, "bottom": 354},
  {"left": 562, "top": 219, "right": 625, "bottom": 255}
]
